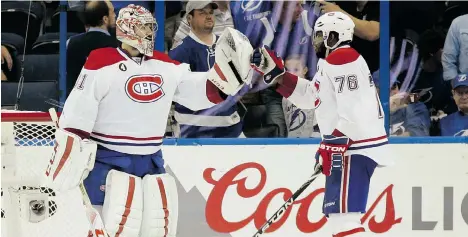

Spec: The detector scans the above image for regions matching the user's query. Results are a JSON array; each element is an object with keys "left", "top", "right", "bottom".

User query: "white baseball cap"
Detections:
[{"left": 186, "top": 0, "right": 218, "bottom": 14}]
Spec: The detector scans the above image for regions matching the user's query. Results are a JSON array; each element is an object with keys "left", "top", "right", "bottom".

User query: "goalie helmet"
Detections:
[
  {"left": 313, "top": 11, "right": 355, "bottom": 50},
  {"left": 116, "top": 4, "right": 157, "bottom": 56}
]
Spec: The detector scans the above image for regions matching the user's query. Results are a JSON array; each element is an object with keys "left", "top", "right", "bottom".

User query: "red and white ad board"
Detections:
[{"left": 161, "top": 143, "right": 468, "bottom": 237}]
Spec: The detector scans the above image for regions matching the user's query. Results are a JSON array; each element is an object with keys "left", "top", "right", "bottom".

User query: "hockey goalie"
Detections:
[{"left": 3, "top": 4, "right": 253, "bottom": 237}]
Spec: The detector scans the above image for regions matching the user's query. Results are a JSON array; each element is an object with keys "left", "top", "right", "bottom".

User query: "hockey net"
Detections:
[{"left": 1, "top": 110, "right": 91, "bottom": 237}]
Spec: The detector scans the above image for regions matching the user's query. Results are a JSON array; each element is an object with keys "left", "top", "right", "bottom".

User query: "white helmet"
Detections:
[
  {"left": 116, "top": 4, "right": 157, "bottom": 56},
  {"left": 313, "top": 11, "right": 355, "bottom": 50}
]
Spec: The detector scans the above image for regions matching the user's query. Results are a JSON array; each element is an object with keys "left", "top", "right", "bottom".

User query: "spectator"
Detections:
[
  {"left": 1, "top": 45, "right": 13, "bottom": 81},
  {"left": 319, "top": 0, "right": 380, "bottom": 73},
  {"left": 229, "top": 0, "right": 273, "bottom": 48},
  {"left": 169, "top": 1, "right": 243, "bottom": 138},
  {"left": 172, "top": 0, "right": 233, "bottom": 49},
  {"left": 259, "top": 1, "right": 319, "bottom": 137},
  {"left": 440, "top": 74, "right": 468, "bottom": 136},
  {"left": 66, "top": 0, "right": 118, "bottom": 97},
  {"left": 282, "top": 54, "right": 320, "bottom": 138},
  {"left": 442, "top": 14, "right": 468, "bottom": 81},
  {"left": 165, "top": 1, "right": 183, "bottom": 51},
  {"left": 389, "top": 82, "right": 431, "bottom": 137},
  {"left": 412, "top": 29, "right": 457, "bottom": 115}
]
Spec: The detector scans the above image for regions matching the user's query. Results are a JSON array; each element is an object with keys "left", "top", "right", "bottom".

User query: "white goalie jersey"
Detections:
[
  {"left": 277, "top": 46, "right": 392, "bottom": 166},
  {"left": 60, "top": 47, "right": 224, "bottom": 155}
]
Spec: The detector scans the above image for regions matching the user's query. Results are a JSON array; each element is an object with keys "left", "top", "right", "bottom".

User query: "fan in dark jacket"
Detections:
[{"left": 67, "top": 0, "right": 118, "bottom": 97}]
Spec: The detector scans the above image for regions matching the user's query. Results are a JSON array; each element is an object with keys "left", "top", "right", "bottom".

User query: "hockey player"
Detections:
[
  {"left": 251, "top": 12, "right": 392, "bottom": 237},
  {"left": 45, "top": 4, "right": 253, "bottom": 237},
  {"left": 169, "top": 1, "right": 244, "bottom": 138}
]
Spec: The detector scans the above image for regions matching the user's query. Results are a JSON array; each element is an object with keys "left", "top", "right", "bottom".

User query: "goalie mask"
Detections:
[
  {"left": 313, "top": 11, "right": 355, "bottom": 50},
  {"left": 116, "top": 4, "right": 157, "bottom": 56}
]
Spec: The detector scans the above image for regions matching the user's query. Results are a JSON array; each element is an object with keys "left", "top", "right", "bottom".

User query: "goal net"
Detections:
[{"left": 1, "top": 110, "right": 91, "bottom": 237}]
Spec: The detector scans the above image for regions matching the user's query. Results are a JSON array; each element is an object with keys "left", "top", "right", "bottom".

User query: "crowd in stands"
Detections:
[
  {"left": 1, "top": 0, "right": 467, "bottom": 138},
  {"left": 388, "top": 1, "right": 468, "bottom": 137}
]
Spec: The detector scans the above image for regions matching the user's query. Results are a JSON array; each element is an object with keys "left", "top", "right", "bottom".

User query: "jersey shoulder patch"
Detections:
[
  {"left": 146, "top": 51, "right": 181, "bottom": 65},
  {"left": 84, "top": 47, "right": 126, "bottom": 70},
  {"left": 325, "top": 47, "right": 360, "bottom": 65}
]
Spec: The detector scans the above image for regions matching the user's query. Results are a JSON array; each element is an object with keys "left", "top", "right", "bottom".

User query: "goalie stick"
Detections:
[
  {"left": 48, "top": 108, "right": 109, "bottom": 237},
  {"left": 252, "top": 164, "right": 323, "bottom": 237}
]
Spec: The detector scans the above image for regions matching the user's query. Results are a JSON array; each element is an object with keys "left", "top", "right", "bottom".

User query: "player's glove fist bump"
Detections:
[{"left": 250, "top": 45, "right": 285, "bottom": 86}]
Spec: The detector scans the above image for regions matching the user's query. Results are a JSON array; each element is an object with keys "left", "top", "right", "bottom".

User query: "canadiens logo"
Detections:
[{"left": 125, "top": 74, "right": 165, "bottom": 103}]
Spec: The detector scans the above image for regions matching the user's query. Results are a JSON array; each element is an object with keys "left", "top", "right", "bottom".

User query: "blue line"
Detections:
[{"left": 380, "top": 0, "right": 390, "bottom": 135}]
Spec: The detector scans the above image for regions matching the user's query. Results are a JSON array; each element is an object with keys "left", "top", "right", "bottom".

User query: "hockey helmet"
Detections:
[
  {"left": 116, "top": 4, "right": 157, "bottom": 56},
  {"left": 313, "top": 11, "right": 355, "bottom": 50}
]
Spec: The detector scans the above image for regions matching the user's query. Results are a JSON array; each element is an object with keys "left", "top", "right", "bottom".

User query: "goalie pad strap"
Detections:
[{"left": 102, "top": 170, "right": 143, "bottom": 237}]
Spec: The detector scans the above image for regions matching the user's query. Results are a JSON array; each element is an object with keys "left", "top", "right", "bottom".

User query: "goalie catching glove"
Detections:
[
  {"left": 45, "top": 128, "right": 97, "bottom": 192},
  {"left": 207, "top": 27, "right": 253, "bottom": 95}
]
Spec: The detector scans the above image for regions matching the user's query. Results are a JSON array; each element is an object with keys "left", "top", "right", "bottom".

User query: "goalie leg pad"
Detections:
[
  {"left": 45, "top": 128, "right": 97, "bottom": 192},
  {"left": 102, "top": 170, "right": 143, "bottom": 237},
  {"left": 140, "top": 173, "right": 179, "bottom": 237}
]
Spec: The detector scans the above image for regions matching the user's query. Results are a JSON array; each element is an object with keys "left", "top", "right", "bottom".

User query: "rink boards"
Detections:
[
  {"left": 9, "top": 141, "right": 468, "bottom": 237},
  {"left": 161, "top": 142, "right": 468, "bottom": 237}
]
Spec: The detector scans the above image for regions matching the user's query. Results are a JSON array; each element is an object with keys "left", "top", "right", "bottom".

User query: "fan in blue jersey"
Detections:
[
  {"left": 440, "top": 74, "right": 468, "bottom": 136},
  {"left": 169, "top": 0, "right": 244, "bottom": 138}
]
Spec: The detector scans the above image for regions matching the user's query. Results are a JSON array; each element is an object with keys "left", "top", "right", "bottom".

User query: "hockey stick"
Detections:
[
  {"left": 252, "top": 164, "right": 323, "bottom": 237},
  {"left": 48, "top": 108, "right": 109, "bottom": 237}
]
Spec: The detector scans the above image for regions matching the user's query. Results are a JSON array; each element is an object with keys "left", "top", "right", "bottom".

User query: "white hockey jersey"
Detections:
[
  {"left": 60, "top": 47, "right": 224, "bottom": 155},
  {"left": 277, "top": 46, "right": 392, "bottom": 166}
]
